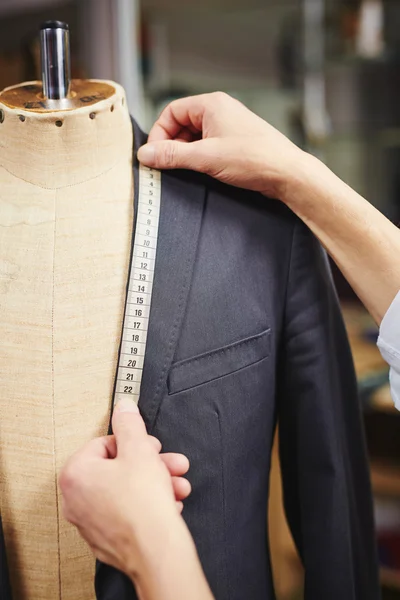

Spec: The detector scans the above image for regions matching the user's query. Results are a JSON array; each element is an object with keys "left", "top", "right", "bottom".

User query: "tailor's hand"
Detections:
[
  {"left": 59, "top": 399, "right": 191, "bottom": 579},
  {"left": 137, "top": 92, "right": 307, "bottom": 201}
]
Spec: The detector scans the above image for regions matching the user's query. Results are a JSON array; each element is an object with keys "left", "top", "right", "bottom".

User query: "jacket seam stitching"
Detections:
[
  {"left": 172, "top": 328, "right": 270, "bottom": 370},
  {"left": 168, "top": 354, "right": 270, "bottom": 396}
]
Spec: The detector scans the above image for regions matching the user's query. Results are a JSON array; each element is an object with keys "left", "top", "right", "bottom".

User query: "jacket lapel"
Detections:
[{"left": 131, "top": 120, "right": 206, "bottom": 431}]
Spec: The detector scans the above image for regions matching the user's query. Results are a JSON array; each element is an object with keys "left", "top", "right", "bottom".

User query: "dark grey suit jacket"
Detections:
[
  {"left": 95, "top": 121, "right": 380, "bottom": 599},
  {"left": 0, "top": 120, "right": 380, "bottom": 599}
]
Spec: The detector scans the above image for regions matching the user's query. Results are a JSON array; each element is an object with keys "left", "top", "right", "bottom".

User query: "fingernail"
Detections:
[
  {"left": 138, "top": 144, "right": 155, "bottom": 165},
  {"left": 117, "top": 398, "right": 139, "bottom": 413}
]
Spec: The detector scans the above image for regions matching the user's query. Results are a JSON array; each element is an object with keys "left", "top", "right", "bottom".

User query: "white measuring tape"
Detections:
[{"left": 113, "top": 164, "right": 162, "bottom": 406}]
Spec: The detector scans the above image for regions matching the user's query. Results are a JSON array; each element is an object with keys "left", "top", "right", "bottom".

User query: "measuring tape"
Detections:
[{"left": 113, "top": 164, "right": 162, "bottom": 406}]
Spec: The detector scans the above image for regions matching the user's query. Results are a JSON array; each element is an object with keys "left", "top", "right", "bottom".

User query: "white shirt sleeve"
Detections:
[{"left": 377, "top": 290, "right": 400, "bottom": 410}]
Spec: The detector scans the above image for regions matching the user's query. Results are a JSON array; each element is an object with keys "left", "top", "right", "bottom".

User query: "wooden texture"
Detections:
[
  {"left": 371, "top": 461, "right": 400, "bottom": 498},
  {"left": 268, "top": 434, "right": 304, "bottom": 599},
  {"left": 341, "top": 304, "right": 388, "bottom": 379},
  {"left": 0, "top": 81, "right": 133, "bottom": 599},
  {"left": 0, "top": 79, "right": 116, "bottom": 112},
  {"left": 381, "top": 567, "right": 400, "bottom": 590}
]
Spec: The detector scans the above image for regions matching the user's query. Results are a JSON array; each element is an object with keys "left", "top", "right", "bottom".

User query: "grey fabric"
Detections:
[
  {"left": 168, "top": 328, "right": 271, "bottom": 394},
  {"left": 93, "top": 119, "right": 379, "bottom": 600}
]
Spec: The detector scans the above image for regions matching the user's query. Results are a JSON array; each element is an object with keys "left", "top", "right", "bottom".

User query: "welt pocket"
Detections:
[{"left": 167, "top": 328, "right": 271, "bottom": 395}]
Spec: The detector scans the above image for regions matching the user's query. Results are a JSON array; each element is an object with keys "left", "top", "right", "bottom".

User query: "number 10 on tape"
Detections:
[{"left": 113, "top": 165, "right": 162, "bottom": 406}]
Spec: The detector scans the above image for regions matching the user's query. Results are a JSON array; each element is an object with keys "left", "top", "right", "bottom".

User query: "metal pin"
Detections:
[{"left": 40, "top": 21, "right": 71, "bottom": 100}]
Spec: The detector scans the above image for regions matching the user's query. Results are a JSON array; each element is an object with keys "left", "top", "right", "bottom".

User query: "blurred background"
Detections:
[{"left": 0, "top": 0, "right": 399, "bottom": 598}]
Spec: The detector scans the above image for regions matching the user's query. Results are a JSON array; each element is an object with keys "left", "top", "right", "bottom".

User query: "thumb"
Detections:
[
  {"left": 112, "top": 398, "right": 148, "bottom": 457},
  {"left": 138, "top": 139, "right": 216, "bottom": 172}
]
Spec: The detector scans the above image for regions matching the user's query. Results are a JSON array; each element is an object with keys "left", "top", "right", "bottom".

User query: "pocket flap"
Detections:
[{"left": 168, "top": 328, "right": 271, "bottom": 395}]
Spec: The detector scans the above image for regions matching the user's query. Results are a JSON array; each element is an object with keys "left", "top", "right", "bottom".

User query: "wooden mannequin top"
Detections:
[
  {"left": 0, "top": 80, "right": 134, "bottom": 599},
  {"left": 0, "top": 79, "right": 131, "bottom": 188}
]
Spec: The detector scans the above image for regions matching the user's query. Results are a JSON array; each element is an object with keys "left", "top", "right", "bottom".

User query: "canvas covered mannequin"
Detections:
[{"left": 0, "top": 23, "right": 134, "bottom": 598}]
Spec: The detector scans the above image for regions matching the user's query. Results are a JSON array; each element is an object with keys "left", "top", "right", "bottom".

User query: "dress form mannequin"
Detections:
[{"left": 0, "top": 25, "right": 134, "bottom": 598}]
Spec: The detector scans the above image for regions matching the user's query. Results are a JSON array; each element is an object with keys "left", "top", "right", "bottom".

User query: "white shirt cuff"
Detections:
[{"left": 377, "top": 290, "right": 400, "bottom": 410}]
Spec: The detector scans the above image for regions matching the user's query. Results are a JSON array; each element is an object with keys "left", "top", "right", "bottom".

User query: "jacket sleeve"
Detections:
[{"left": 278, "top": 219, "right": 380, "bottom": 600}]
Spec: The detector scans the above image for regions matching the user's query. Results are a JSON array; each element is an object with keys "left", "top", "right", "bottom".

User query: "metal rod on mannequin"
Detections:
[{"left": 40, "top": 20, "right": 71, "bottom": 100}]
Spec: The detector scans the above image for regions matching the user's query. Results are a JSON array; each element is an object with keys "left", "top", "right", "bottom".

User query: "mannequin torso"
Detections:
[{"left": 0, "top": 80, "right": 133, "bottom": 599}]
